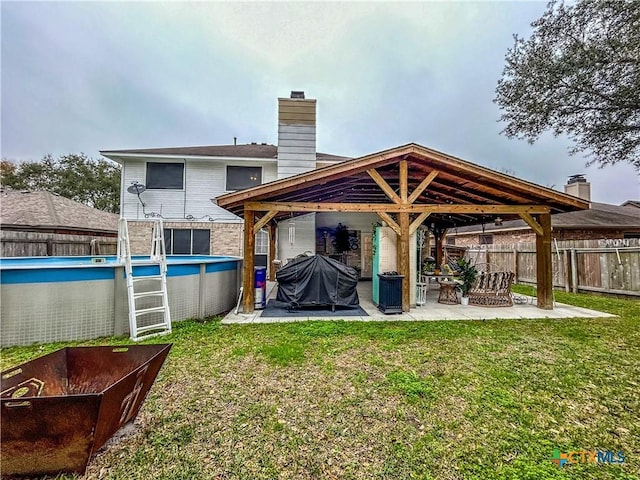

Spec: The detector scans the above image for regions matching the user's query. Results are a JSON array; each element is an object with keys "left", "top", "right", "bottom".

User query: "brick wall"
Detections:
[
  {"left": 127, "top": 221, "right": 243, "bottom": 256},
  {"left": 552, "top": 229, "right": 628, "bottom": 241},
  {"left": 208, "top": 222, "right": 243, "bottom": 256}
]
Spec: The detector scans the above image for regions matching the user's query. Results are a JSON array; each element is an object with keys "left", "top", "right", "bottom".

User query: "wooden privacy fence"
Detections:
[
  {"left": 1, "top": 231, "right": 117, "bottom": 257},
  {"left": 467, "top": 238, "right": 640, "bottom": 297}
]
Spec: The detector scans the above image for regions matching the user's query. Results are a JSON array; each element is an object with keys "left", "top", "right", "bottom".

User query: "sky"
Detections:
[{"left": 2, "top": 1, "right": 638, "bottom": 205}]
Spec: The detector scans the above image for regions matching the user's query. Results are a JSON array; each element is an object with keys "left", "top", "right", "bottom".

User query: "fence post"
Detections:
[
  {"left": 512, "top": 247, "right": 518, "bottom": 282},
  {"left": 564, "top": 249, "right": 570, "bottom": 292},
  {"left": 570, "top": 248, "right": 578, "bottom": 293},
  {"left": 46, "top": 239, "right": 53, "bottom": 256}
]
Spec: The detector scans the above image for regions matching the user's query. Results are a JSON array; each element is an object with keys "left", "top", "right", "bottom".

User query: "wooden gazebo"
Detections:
[{"left": 216, "top": 143, "right": 589, "bottom": 314}]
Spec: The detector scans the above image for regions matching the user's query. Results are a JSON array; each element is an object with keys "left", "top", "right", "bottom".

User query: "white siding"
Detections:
[
  {"left": 120, "top": 158, "right": 276, "bottom": 222},
  {"left": 277, "top": 213, "right": 316, "bottom": 264},
  {"left": 277, "top": 124, "right": 316, "bottom": 179}
]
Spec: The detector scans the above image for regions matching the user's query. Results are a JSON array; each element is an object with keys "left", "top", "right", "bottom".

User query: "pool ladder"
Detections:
[{"left": 117, "top": 218, "right": 172, "bottom": 341}]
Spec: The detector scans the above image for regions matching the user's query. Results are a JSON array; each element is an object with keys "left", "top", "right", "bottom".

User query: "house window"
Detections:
[
  {"left": 146, "top": 162, "right": 184, "bottom": 189},
  {"left": 479, "top": 234, "right": 493, "bottom": 245},
  {"left": 255, "top": 230, "right": 269, "bottom": 255},
  {"left": 226, "top": 166, "right": 261, "bottom": 191},
  {"left": 164, "top": 229, "right": 210, "bottom": 255}
]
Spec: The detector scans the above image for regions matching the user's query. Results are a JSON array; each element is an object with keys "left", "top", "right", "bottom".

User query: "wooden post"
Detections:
[
  {"left": 513, "top": 247, "right": 519, "bottom": 282},
  {"left": 397, "top": 212, "right": 411, "bottom": 312},
  {"left": 570, "top": 248, "right": 578, "bottom": 293},
  {"left": 243, "top": 209, "right": 256, "bottom": 314},
  {"left": 536, "top": 213, "right": 553, "bottom": 310},
  {"left": 563, "top": 249, "right": 570, "bottom": 292},
  {"left": 399, "top": 160, "right": 408, "bottom": 203},
  {"left": 268, "top": 223, "right": 277, "bottom": 280},
  {"left": 434, "top": 230, "right": 444, "bottom": 269}
]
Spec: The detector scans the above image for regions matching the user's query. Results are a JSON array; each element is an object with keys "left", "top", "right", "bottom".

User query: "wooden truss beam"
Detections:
[
  {"left": 409, "top": 212, "right": 431, "bottom": 235},
  {"left": 253, "top": 210, "right": 278, "bottom": 234},
  {"left": 408, "top": 170, "right": 439, "bottom": 204},
  {"left": 376, "top": 212, "right": 401, "bottom": 236},
  {"left": 245, "top": 201, "right": 551, "bottom": 215},
  {"left": 518, "top": 212, "right": 543, "bottom": 236},
  {"left": 367, "top": 169, "right": 402, "bottom": 204}
]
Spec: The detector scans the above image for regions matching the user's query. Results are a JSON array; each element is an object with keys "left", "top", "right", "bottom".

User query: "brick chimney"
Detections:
[
  {"left": 564, "top": 174, "right": 591, "bottom": 201},
  {"left": 277, "top": 91, "right": 316, "bottom": 179}
]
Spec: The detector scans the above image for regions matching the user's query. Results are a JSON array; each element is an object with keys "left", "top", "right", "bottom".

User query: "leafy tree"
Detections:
[
  {"left": 495, "top": 0, "right": 640, "bottom": 170},
  {"left": 1, "top": 154, "right": 121, "bottom": 213}
]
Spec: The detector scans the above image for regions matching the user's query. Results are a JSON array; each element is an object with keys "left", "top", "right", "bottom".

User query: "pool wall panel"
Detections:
[
  {"left": 1, "top": 257, "right": 241, "bottom": 347},
  {"left": 1, "top": 280, "right": 115, "bottom": 347},
  {"left": 204, "top": 269, "right": 239, "bottom": 316},
  {"left": 168, "top": 275, "right": 200, "bottom": 321}
]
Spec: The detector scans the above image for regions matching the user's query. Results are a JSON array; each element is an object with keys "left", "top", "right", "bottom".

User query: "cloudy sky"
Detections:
[{"left": 2, "top": 1, "right": 638, "bottom": 204}]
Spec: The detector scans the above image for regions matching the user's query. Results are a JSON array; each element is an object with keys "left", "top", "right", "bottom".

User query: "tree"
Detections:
[
  {"left": 1, "top": 154, "right": 121, "bottom": 213},
  {"left": 495, "top": 0, "right": 640, "bottom": 170}
]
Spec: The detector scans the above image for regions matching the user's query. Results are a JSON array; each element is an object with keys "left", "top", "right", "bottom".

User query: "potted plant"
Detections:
[
  {"left": 456, "top": 257, "right": 478, "bottom": 305},
  {"left": 421, "top": 256, "right": 436, "bottom": 275}
]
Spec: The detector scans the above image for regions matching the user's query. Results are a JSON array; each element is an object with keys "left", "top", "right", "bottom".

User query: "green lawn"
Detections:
[{"left": 2, "top": 287, "right": 639, "bottom": 479}]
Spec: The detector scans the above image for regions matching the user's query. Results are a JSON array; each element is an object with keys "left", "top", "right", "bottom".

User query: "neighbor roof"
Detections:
[
  {"left": 0, "top": 190, "right": 119, "bottom": 234},
  {"left": 450, "top": 202, "right": 640, "bottom": 234},
  {"left": 100, "top": 143, "right": 349, "bottom": 163},
  {"left": 216, "top": 143, "right": 589, "bottom": 227}
]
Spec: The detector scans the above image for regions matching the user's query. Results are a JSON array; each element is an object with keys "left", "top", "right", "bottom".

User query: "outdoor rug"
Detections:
[{"left": 260, "top": 299, "right": 368, "bottom": 318}]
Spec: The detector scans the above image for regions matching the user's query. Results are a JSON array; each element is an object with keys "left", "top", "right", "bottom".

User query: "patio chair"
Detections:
[{"left": 468, "top": 270, "right": 515, "bottom": 307}]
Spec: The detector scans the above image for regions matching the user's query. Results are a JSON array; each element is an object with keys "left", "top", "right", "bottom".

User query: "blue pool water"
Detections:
[{"left": 0, "top": 255, "right": 240, "bottom": 284}]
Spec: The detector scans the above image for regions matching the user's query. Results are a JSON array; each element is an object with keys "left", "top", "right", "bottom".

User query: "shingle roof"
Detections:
[
  {"left": 0, "top": 190, "right": 119, "bottom": 234},
  {"left": 100, "top": 143, "right": 350, "bottom": 163},
  {"left": 451, "top": 202, "right": 640, "bottom": 234}
]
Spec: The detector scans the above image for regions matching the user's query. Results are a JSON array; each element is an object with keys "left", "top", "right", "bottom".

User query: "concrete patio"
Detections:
[{"left": 222, "top": 281, "right": 615, "bottom": 324}]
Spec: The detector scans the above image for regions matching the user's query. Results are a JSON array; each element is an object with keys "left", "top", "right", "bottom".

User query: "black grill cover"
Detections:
[{"left": 276, "top": 255, "right": 359, "bottom": 308}]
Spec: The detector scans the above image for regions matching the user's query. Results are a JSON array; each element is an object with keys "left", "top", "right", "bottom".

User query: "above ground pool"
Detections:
[{"left": 0, "top": 255, "right": 242, "bottom": 347}]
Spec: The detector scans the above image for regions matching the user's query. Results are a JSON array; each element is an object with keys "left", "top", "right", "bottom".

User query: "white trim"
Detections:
[{"left": 102, "top": 152, "right": 278, "bottom": 165}]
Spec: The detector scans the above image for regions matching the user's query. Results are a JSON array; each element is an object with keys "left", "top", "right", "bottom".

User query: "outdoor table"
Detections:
[
  {"left": 422, "top": 274, "right": 459, "bottom": 292},
  {"left": 438, "top": 280, "right": 459, "bottom": 305}
]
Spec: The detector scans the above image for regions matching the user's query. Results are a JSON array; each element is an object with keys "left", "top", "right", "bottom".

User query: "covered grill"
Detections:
[{"left": 276, "top": 254, "right": 359, "bottom": 309}]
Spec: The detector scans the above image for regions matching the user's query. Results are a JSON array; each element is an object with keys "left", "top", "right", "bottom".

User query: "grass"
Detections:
[{"left": 2, "top": 288, "right": 639, "bottom": 479}]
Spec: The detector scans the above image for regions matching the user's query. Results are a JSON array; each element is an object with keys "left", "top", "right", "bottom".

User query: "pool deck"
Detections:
[{"left": 222, "top": 281, "right": 616, "bottom": 324}]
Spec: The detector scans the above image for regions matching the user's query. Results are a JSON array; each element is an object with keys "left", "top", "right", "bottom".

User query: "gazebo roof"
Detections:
[{"left": 215, "top": 143, "right": 588, "bottom": 228}]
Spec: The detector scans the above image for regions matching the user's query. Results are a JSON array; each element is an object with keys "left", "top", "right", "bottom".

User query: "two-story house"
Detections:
[{"left": 100, "top": 92, "right": 356, "bottom": 271}]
